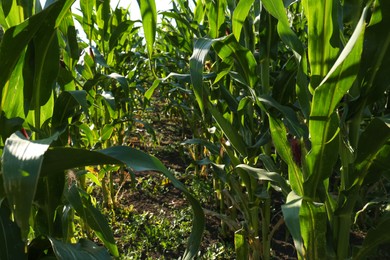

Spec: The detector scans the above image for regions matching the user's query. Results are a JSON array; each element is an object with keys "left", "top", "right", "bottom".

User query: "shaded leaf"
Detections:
[{"left": 49, "top": 237, "right": 111, "bottom": 259}]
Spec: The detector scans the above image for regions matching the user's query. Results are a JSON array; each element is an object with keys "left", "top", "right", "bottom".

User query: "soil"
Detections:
[
  {"left": 98, "top": 103, "right": 390, "bottom": 259},
  {"left": 103, "top": 105, "right": 299, "bottom": 259}
]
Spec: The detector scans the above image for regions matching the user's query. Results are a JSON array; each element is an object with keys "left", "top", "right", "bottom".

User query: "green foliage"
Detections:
[{"left": 0, "top": 0, "right": 389, "bottom": 258}]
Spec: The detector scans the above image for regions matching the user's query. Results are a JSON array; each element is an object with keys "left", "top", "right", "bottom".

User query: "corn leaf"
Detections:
[
  {"left": 305, "top": 6, "right": 367, "bottom": 197},
  {"left": 236, "top": 164, "right": 291, "bottom": 196},
  {"left": 2, "top": 132, "right": 61, "bottom": 238},
  {"left": 0, "top": 1, "right": 65, "bottom": 112},
  {"left": 51, "top": 90, "right": 88, "bottom": 130},
  {"left": 268, "top": 116, "right": 303, "bottom": 195},
  {"left": 137, "top": 0, "right": 157, "bottom": 59},
  {"left": 207, "top": 0, "right": 227, "bottom": 38},
  {"left": 190, "top": 37, "right": 216, "bottom": 114},
  {"left": 65, "top": 185, "right": 118, "bottom": 256},
  {"left": 299, "top": 200, "right": 328, "bottom": 259},
  {"left": 281, "top": 191, "right": 304, "bottom": 258},
  {"left": 213, "top": 35, "right": 257, "bottom": 88},
  {"left": 353, "top": 118, "right": 390, "bottom": 186},
  {"left": 80, "top": 0, "right": 94, "bottom": 41},
  {"left": 42, "top": 146, "right": 205, "bottom": 260},
  {"left": 261, "top": 0, "right": 304, "bottom": 55},
  {"left": 232, "top": 0, "right": 254, "bottom": 41},
  {"left": 49, "top": 237, "right": 111, "bottom": 259},
  {"left": 207, "top": 103, "right": 248, "bottom": 157}
]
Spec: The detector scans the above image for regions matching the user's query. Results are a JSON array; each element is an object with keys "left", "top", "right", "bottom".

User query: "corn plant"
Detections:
[
  {"left": 0, "top": 0, "right": 205, "bottom": 258},
  {"left": 185, "top": 0, "right": 390, "bottom": 259}
]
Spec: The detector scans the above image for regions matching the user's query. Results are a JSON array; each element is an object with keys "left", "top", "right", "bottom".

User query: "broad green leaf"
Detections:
[
  {"left": 0, "top": 199, "right": 26, "bottom": 260},
  {"left": 299, "top": 200, "right": 328, "bottom": 259},
  {"left": 207, "top": 103, "right": 248, "bottom": 157},
  {"left": 318, "top": 7, "right": 368, "bottom": 88},
  {"left": 0, "top": 1, "right": 65, "bottom": 114},
  {"left": 190, "top": 37, "right": 216, "bottom": 114},
  {"left": 52, "top": 90, "right": 88, "bottom": 131},
  {"left": 108, "top": 20, "right": 135, "bottom": 50},
  {"left": 1, "top": 51, "right": 25, "bottom": 119},
  {"left": 194, "top": 0, "right": 206, "bottom": 24},
  {"left": 305, "top": 113, "right": 339, "bottom": 197},
  {"left": 80, "top": 0, "right": 94, "bottom": 41},
  {"left": 20, "top": 1, "right": 62, "bottom": 131},
  {"left": 261, "top": 0, "right": 304, "bottom": 55},
  {"left": 100, "top": 124, "right": 114, "bottom": 142},
  {"left": 2, "top": 132, "right": 60, "bottom": 238},
  {"left": 95, "top": 0, "right": 110, "bottom": 32},
  {"left": 236, "top": 164, "right": 291, "bottom": 196},
  {"left": 213, "top": 35, "right": 257, "bottom": 88},
  {"left": 0, "top": 0, "right": 24, "bottom": 29},
  {"left": 268, "top": 116, "right": 303, "bottom": 195},
  {"left": 232, "top": 0, "right": 254, "bottom": 41},
  {"left": 42, "top": 146, "right": 205, "bottom": 259},
  {"left": 66, "top": 185, "right": 118, "bottom": 256},
  {"left": 49, "top": 237, "right": 111, "bottom": 259},
  {"left": 258, "top": 95, "right": 307, "bottom": 138},
  {"left": 55, "top": 0, "right": 77, "bottom": 28},
  {"left": 281, "top": 191, "right": 304, "bottom": 258},
  {"left": 313, "top": 7, "right": 368, "bottom": 118},
  {"left": 137, "top": 0, "right": 157, "bottom": 59},
  {"left": 302, "top": 0, "right": 342, "bottom": 89},
  {"left": 144, "top": 79, "right": 160, "bottom": 100},
  {"left": 207, "top": 0, "right": 227, "bottom": 38},
  {"left": 305, "top": 7, "right": 367, "bottom": 197}
]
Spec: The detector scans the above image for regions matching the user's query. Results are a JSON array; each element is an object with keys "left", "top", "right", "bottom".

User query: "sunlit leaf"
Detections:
[
  {"left": 65, "top": 185, "right": 118, "bottom": 256},
  {"left": 232, "top": 0, "right": 254, "bottom": 41},
  {"left": 137, "top": 0, "right": 157, "bottom": 59},
  {"left": 2, "top": 132, "right": 60, "bottom": 238}
]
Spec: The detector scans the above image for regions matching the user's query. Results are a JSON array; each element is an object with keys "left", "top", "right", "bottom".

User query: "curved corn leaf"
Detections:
[
  {"left": 281, "top": 191, "right": 304, "bottom": 258},
  {"left": 268, "top": 116, "right": 303, "bottom": 195},
  {"left": 207, "top": 103, "right": 248, "bottom": 157},
  {"left": 137, "top": 0, "right": 157, "bottom": 59},
  {"left": 302, "top": 0, "right": 342, "bottom": 89},
  {"left": 305, "top": 7, "right": 367, "bottom": 197},
  {"left": 207, "top": 0, "right": 227, "bottom": 38},
  {"left": 236, "top": 164, "right": 291, "bottom": 196},
  {"left": 213, "top": 35, "right": 257, "bottom": 88},
  {"left": 49, "top": 237, "right": 111, "bottom": 259},
  {"left": 261, "top": 0, "right": 304, "bottom": 55},
  {"left": 42, "top": 146, "right": 205, "bottom": 260},
  {"left": 232, "top": 0, "right": 255, "bottom": 41},
  {"left": 0, "top": 0, "right": 24, "bottom": 29},
  {"left": 80, "top": 0, "right": 94, "bottom": 41},
  {"left": 353, "top": 118, "right": 390, "bottom": 186},
  {"left": 299, "top": 200, "right": 328, "bottom": 259},
  {"left": 2, "top": 132, "right": 61, "bottom": 238},
  {"left": 190, "top": 37, "right": 216, "bottom": 114},
  {"left": 0, "top": 1, "right": 66, "bottom": 113},
  {"left": 65, "top": 185, "right": 118, "bottom": 256},
  {"left": 51, "top": 90, "right": 88, "bottom": 131},
  {"left": 258, "top": 94, "right": 307, "bottom": 138}
]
